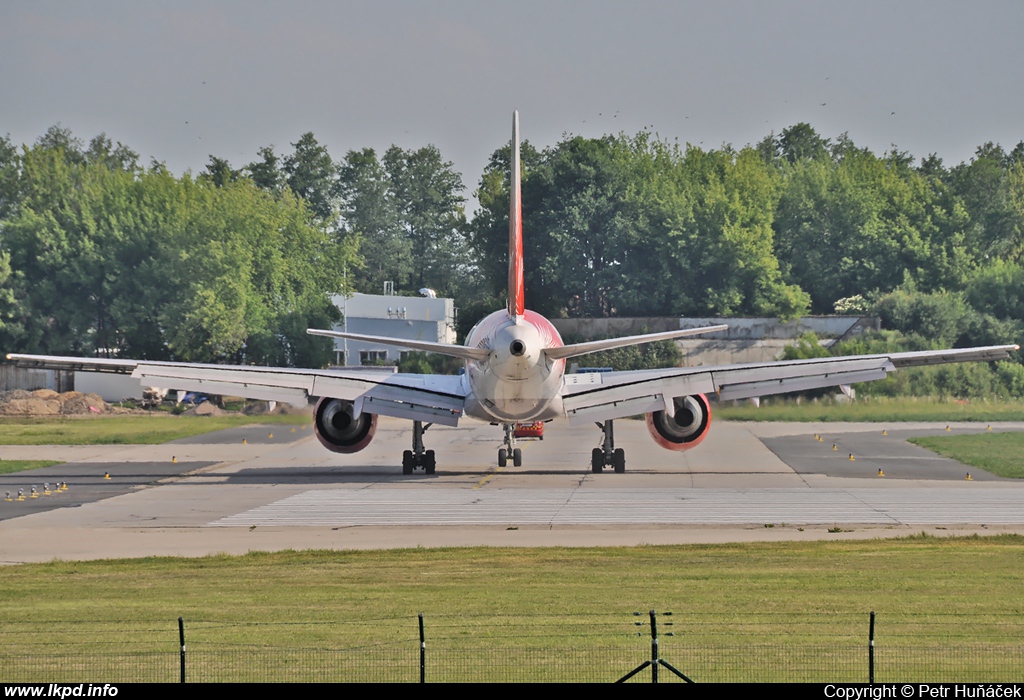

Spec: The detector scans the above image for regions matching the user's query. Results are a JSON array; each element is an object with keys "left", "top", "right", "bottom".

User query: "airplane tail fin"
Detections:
[{"left": 508, "top": 110, "right": 525, "bottom": 321}]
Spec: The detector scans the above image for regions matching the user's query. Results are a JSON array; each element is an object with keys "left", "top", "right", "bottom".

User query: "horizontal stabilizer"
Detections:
[
  {"left": 544, "top": 324, "right": 729, "bottom": 362},
  {"left": 307, "top": 328, "right": 491, "bottom": 362}
]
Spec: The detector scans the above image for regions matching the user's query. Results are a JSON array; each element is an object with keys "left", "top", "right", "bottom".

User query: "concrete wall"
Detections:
[
  {"left": 677, "top": 316, "right": 879, "bottom": 340},
  {"left": 551, "top": 317, "right": 681, "bottom": 339},
  {"left": 676, "top": 339, "right": 832, "bottom": 366}
]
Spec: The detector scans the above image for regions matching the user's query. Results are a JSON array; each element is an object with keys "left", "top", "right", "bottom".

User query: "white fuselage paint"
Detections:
[{"left": 461, "top": 309, "right": 566, "bottom": 423}]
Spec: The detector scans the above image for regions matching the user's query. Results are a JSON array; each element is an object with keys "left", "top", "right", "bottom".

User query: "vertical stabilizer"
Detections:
[{"left": 508, "top": 110, "right": 525, "bottom": 320}]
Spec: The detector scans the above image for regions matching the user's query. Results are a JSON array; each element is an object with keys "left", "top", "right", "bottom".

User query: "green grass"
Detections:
[
  {"left": 2, "top": 537, "right": 1023, "bottom": 681},
  {"left": 0, "top": 413, "right": 311, "bottom": 445},
  {"left": 910, "top": 432, "right": 1024, "bottom": 478},
  {"left": 717, "top": 396, "right": 1024, "bottom": 422},
  {"left": 0, "top": 459, "right": 62, "bottom": 474}
]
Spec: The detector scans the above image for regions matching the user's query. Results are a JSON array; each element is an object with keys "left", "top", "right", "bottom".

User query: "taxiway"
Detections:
[{"left": 1, "top": 418, "right": 1022, "bottom": 562}]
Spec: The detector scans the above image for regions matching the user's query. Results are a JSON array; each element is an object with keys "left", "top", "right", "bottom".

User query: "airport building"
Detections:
[{"left": 329, "top": 292, "right": 457, "bottom": 367}]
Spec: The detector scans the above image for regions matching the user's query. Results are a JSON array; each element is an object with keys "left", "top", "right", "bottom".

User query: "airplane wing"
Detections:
[
  {"left": 559, "top": 344, "right": 1019, "bottom": 425},
  {"left": 5, "top": 354, "right": 468, "bottom": 426}
]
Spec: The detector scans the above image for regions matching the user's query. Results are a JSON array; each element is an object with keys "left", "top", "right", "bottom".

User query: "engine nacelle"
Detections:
[
  {"left": 646, "top": 394, "right": 712, "bottom": 452},
  {"left": 313, "top": 397, "right": 377, "bottom": 453}
]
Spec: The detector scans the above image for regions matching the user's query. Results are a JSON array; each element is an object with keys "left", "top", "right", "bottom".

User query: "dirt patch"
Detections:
[
  {"left": 0, "top": 389, "right": 108, "bottom": 416},
  {"left": 243, "top": 401, "right": 310, "bottom": 416},
  {"left": 181, "top": 402, "right": 226, "bottom": 417}
]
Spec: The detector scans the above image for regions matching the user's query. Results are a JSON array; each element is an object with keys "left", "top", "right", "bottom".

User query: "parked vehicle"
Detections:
[{"left": 513, "top": 422, "right": 544, "bottom": 440}]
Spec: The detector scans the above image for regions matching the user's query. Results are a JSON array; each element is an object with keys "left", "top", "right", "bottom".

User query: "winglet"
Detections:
[{"left": 507, "top": 110, "right": 525, "bottom": 321}]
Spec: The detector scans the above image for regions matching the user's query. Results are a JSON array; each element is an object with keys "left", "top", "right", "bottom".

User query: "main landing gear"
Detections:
[
  {"left": 591, "top": 420, "right": 625, "bottom": 473},
  {"left": 402, "top": 420, "right": 436, "bottom": 475},
  {"left": 498, "top": 423, "right": 523, "bottom": 467}
]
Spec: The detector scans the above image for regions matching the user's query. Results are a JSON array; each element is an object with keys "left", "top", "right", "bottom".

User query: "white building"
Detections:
[{"left": 330, "top": 292, "right": 457, "bottom": 367}]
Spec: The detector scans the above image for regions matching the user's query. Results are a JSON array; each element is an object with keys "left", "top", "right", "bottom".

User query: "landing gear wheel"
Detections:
[
  {"left": 591, "top": 448, "right": 604, "bottom": 473},
  {"left": 499, "top": 424, "right": 520, "bottom": 468},
  {"left": 403, "top": 420, "right": 435, "bottom": 475},
  {"left": 613, "top": 448, "right": 626, "bottom": 474}
]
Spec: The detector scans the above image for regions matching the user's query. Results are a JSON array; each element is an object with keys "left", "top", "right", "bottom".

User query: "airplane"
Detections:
[{"left": 7, "top": 112, "right": 1020, "bottom": 475}]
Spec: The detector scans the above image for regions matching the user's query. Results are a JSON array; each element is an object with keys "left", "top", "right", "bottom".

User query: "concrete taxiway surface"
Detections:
[{"left": 1, "top": 417, "right": 1023, "bottom": 562}]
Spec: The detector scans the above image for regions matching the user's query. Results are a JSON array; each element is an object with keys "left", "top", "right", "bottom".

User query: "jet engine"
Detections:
[
  {"left": 646, "top": 394, "right": 712, "bottom": 451},
  {"left": 313, "top": 397, "right": 377, "bottom": 453}
]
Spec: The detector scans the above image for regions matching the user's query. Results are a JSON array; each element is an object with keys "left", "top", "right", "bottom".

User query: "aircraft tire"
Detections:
[
  {"left": 512, "top": 448, "right": 522, "bottom": 467},
  {"left": 498, "top": 448, "right": 508, "bottom": 467},
  {"left": 402, "top": 450, "right": 414, "bottom": 475},
  {"left": 613, "top": 448, "right": 626, "bottom": 474},
  {"left": 424, "top": 450, "right": 436, "bottom": 475},
  {"left": 591, "top": 448, "right": 604, "bottom": 473}
]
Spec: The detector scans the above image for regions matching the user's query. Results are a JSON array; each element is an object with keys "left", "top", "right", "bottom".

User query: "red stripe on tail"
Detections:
[{"left": 508, "top": 110, "right": 525, "bottom": 319}]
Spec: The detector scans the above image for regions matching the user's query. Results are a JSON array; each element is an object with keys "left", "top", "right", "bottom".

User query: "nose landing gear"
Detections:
[
  {"left": 591, "top": 420, "right": 625, "bottom": 473},
  {"left": 498, "top": 424, "right": 523, "bottom": 467}
]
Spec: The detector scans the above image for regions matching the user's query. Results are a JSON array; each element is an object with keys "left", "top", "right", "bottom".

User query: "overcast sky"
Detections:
[{"left": 3, "top": 1, "right": 1023, "bottom": 206}]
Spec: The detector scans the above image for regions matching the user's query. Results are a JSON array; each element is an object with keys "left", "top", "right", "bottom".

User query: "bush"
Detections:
[{"left": 872, "top": 289, "right": 970, "bottom": 347}]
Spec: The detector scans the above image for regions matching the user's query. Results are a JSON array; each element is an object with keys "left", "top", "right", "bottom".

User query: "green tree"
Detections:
[
  {"left": 1, "top": 128, "right": 356, "bottom": 365},
  {"left": 246, "top": 145, "right": 285, "bottom": 194},
  {"left": 774, "top": 139, "right": 971, "bottom": 312},
  {"left": 85, "top": 134, "right": 139, "bottom": 172},
  {"left": 0, "top": 134, "right": 21, "bottom": 221},
  {"left": 0, "top": 249, "right": 22, "bottom": 347},
  {"left": 202, "top": 156, "right": 239, "bottom": 187},
  {"left": 382, "top": 144, "right": 469, "bottom": 297},
  {"left": 336, "top": 147, "right": 412, "bottom": 294},
  {"left": 678, "top": 146, "right": 809, "bottom": 318},
  {"left": 284, "top": 133, "right": 337, "bottom": 223},
  {"left": 872, "top": 289, "right": 970, "bottom": 347},
  {"left": 475, "top": 132, "right": 808, "bottom": 320},
  {"left": 776, "top": 123, "right": 830, "bottom": 164},
  {"left": 465, "top": 137, "right": 542, "bottom": 318}
]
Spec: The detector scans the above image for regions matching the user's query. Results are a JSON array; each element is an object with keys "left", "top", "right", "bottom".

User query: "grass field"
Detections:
[
  {"left": 716, "top": 396, "right": 1024, "bottom": 422},
  {"left": 2, "top": 537, "right": 1022, "bottom": 681},
  {"left": 910, "top": 432, "right": 1024, "bottom": 479},
  {"left": 0, "top": 459, "right": 62, "bottom": 474},
  {"left": 0, "top": 413, "right": 311, "bottom": 445}
]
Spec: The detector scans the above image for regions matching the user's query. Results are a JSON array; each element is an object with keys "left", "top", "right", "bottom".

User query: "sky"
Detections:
[{"left": 3, "top": 1, "right": 1023, "bottom": 206}]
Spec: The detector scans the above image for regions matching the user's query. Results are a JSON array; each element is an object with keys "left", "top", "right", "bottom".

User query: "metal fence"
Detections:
[{"left": 2, "top": 614, "right": 1021, "bottom": 683}]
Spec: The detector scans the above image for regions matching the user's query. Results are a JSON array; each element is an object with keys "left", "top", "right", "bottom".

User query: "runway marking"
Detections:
[
  {"left": 474, "top": 467, "right": 504, "bottom": 489},
  {"left": 209, "top": 487, "right": 1024, "bottom": 527}
]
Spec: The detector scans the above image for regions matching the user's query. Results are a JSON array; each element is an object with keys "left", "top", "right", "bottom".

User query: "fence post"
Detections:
[
  {"left": 617, "top": 610, "right": 692, "bottom": 683},
  {"left": 418, "top": 613, "right": 425, "bottom": 684},
  {"left": 178, "top": 616, "right": 186, "bottom": 684},
  {"left": 868, "top": 611, "right": 875, "bottom": 684},
  {"left": 649, "top": 610, "right": 659, "bottom": 683}
]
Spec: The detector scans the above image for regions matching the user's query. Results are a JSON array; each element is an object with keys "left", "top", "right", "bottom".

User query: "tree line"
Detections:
[{"left": 1, "top": 122, "right": 1022, "bottom": 389}]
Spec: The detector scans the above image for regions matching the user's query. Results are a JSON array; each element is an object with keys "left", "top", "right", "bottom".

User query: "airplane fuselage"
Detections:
[{"left": 462, "top": 309, "right": 566, "bottom": 423}]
